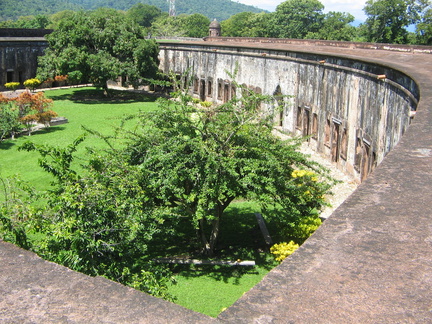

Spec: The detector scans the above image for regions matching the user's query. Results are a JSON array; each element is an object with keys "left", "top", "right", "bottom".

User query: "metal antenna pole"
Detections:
[{"left": 168, "top": 0, "right": 176, "bottom": 16}]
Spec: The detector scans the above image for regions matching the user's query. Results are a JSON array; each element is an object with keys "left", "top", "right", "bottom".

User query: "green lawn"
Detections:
[
  {"left": 168, "top": 262, "right": 270, "bottom": 317},
  {"left": 0, "top": 87, "right": 158, "bottom": 190}
]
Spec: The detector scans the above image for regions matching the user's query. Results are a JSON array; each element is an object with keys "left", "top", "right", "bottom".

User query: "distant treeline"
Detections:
[{"left": 0, "top": 0, "right": 265, "bottom": 22}]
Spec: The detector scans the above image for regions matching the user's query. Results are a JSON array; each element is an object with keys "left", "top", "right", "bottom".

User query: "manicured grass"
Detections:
[
  {"left": 168, "top": 263, "right": 270, "bottom": 317},
  {"left": 0, "top": 87, "right": 158, "bottom": 190}
]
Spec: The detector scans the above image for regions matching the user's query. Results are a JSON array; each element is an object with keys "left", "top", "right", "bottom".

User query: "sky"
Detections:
[{"left": 237, "top": 0, "right": 368, "bottom": 23}]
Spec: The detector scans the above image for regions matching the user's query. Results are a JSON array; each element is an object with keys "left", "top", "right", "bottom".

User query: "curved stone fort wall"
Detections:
[{"left": 159, "top": 42, "right": 418, "bottom": 182}]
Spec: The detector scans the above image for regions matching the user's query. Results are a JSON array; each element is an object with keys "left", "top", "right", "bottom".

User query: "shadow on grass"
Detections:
[
  {"left": 149, "top": 202, "right": 277, "bottom": 284},
  {"left": 0, "top": 141, "right": 15, "bottom": 150},
  {"left": 0, "top": 126, "right": 67, "bottom": 150},
  {"left": 46, "top": 88, "right": 160, "bottom": 105}
]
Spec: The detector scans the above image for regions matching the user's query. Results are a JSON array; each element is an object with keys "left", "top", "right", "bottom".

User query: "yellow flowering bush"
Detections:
[
  {"left": 23, "top": 78, "right": 41, "bottom": 91},
  {"left": 292, "top": 169, "right": 318, "bottom": 181},
  {"left": 199, "top": 101, "right": 212, "bottom": 107},
  {"left": 270, "top": 241, "right": 299, "bottom": 262},
  {"left": 4, "top": 82, "right": 20, "bottom": 91},
  {"left": 292, "top": 215, "right": 322, "bottom": 239}
]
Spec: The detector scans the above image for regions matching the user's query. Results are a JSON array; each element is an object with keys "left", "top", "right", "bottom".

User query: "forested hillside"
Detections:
[{"left": 0, "top": 0, "right": 265, "bottom": 22}]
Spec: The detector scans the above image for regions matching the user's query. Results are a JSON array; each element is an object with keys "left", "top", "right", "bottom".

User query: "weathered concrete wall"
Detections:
[{"left": 159, "top": 43, "right": 418, "bottom": 181}]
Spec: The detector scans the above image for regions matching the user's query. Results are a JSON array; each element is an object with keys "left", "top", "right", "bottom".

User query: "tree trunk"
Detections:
[
  {"left": 198, "top": 199, "right": 234, "bottom": 257},
  {"left": 198, "top": 218, "right": 213, "bottom": 257}
]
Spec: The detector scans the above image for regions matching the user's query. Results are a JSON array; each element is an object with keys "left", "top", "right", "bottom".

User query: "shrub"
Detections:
[
  {"left": 292, "top": 215, "right": 322, "bottom": 239},
  {"left": 4, "top": 82, "right": 20, "bottom": 91},
  {"left": 23, "top": 78, "right": 42, "bottom": 91},
  {"left": 199, "top": 101, "right": 212, "bottom": 107},
  {"left": 270, "top": 241, "right": 300, "bottom": 262}
]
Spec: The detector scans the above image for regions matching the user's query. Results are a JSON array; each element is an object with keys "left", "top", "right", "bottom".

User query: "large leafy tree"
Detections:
[
  {"left": 127, "top": 3, "right": 163, "bottom": 29},
  {"left": 415, "top": 2, "right": 432, "bottom": 44},
  {"left": 361, "top": 0, "right": 429, "bottom": 43},
  {"left": 306, "top": 11, "right": 356, "bottom": 41},
  {"left": 150, "top": 13, "right": 210, "bottom": 38},
  {"left": 178, "top": 13, "right": 211, "bottom": 38},
  {"left": 269, "top": 0, "right": 325, "bottom": 39},
  {"left": 37, "top": 8, "right": 160, "bottom": 90},
  {"left": 120, "top": 81, "right": 332, "bottom": 256},
  {"left": 221, "top": 12, "right": 272, "bottom": 37}
]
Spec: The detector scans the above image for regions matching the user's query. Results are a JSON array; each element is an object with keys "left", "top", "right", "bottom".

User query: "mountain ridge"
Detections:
[{"left": 0, "top": 0, "right": 268, "bottom": 22}]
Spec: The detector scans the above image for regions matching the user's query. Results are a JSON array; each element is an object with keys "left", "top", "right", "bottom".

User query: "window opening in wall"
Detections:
[
  {"left": 224, "top": 84, "right": 229, "bottom": 102},
  {"left": 7, "top": 70, "right": 14, "bottom": 83},
  {"left": 200, "top": 79, "right": 206, "bottom": 101},
  {"left": 303, "top": 109, "right": 310, "bottom": 137},
  {"left": 241, "top": 84, "right": 248, "bottom": 98},
  {"left": 340, "top": 127, "right": 348, "bottom": 160},
  {"left": 371, "top": 151, "right": 377, "bottom": 174},
  {"left": 193, "top": 78, "right": 199, "bottom": 93},
  {"left": 218, "top": 81, "right": 223, "bottom": 100},
  {"left": 231, "top": 86, "right": 236, "bottom": 99},
  {"left": 312, "top": 113, "right": 318, "bottom": 139},
  {"left": 331, "top": 122, "right": 340, "bottom": 162},
  {"left": 361, "top": 143, "right": 371, "bottom": 182},
  {"left": 296, "top": 107, "right": 302, "bottom": 130},
  {"left": 207, "top": 80, "right": 212, "bottom": 96},
  {"left": 324, "top": 119, "right": 331, "bottom": 147},
  {"left": 354, "top": 137, "right": 362, "bottom": 172},
  {"left": 274, "top": 85, "right": 283, "bottom": 127}
]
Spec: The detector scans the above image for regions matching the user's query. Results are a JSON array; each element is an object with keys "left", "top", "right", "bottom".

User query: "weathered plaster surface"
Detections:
[{"left": 159, "top": 42, "right": 418, "bottom": 181}]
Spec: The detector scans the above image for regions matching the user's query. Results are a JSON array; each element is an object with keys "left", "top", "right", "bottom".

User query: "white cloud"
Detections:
[{"left": 236, "top": 0, "right": 367, "bottom": 21}]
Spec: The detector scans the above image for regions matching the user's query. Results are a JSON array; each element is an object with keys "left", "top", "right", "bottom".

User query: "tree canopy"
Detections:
[
  {"left": 360, "top": 0, "right": 428, "bottom": 43},
  {"left": 269, "top": 0, "right": 325, "bottom": 39},
  {"left": 36, "top": 8, "right": 160, "bottom": 90},
  {"left": 117, "top": 80, "right": 332, "bottom": 256}
]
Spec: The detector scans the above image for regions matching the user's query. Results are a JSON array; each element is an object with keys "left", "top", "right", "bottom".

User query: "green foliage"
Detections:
[
  {"left": 291, "top": 215, "right": 322, "bottom": 239},
  {"left": 269, "top": 0, "right": 325, "bottom": 39},
  {"left": 0, "top": 176, "right": 40, "bottom": 249},
  {"left": 306, "top": 11, "right": 356, "bottom": 41},
  {"left": 151, "top": 15, "right": 187, "bottom": 37},
  {"left": 221, "top": 12, "right": 272, "bottom": 37},
  {"left": 0, "top": 0, "right": 80, "bottom": 21},
  {"left": 37, "top": 9, "right": 160, "bottom": 90},
  {"left": 0, "top": 85, "right": 335, "bottom": 311},
  {"left": 361, "top": 0, "right": 428, "bottom": 44},
  {"left": 178, "top": 13, "right": 211, "bottom": 38},
  {"left": 127, "top": 3, "right": 164, "bottom": 28},
  {"left": 121, "top": 77, "right": 333, "bottom": 256},
  {"left": 270, "top": 241, "right": 299, "bottom": 262},
  {"left": 0, "top": 0, "right": 265, "bottom": 23},
  {"left": 0, "top": 101, "right": 22, "bottom": 141},
  {"left": 414, "top": 3, "right": 432, "bottom": 44}
]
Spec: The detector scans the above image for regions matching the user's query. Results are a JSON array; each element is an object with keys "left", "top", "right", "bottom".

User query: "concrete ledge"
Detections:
[{"left": 0, "top": 241, "right": 213, "bottom": 323}]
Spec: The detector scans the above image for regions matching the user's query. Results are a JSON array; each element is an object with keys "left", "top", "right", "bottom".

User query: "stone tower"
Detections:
[{"left": 209, "top": 19, "right": 221, "bottom": 37}]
